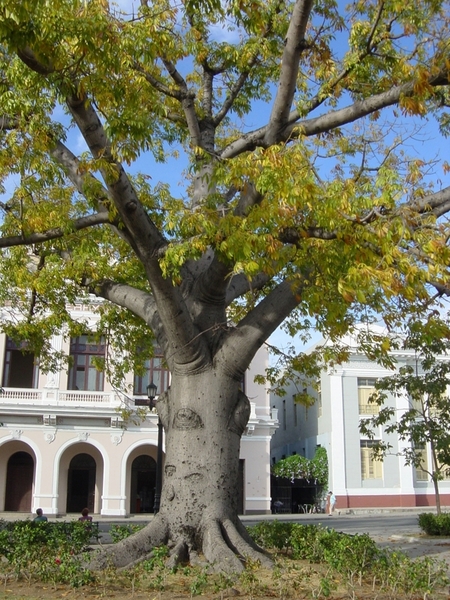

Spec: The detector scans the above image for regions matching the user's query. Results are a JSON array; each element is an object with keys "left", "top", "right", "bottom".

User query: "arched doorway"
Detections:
[
  {"left": 5, "top": 451, "right": 34, "bottom": 511},
  {"left": 130, "top": 455, "right": 156, "bottom": 513},
  {"left": 66, "top": 453, "right": 96, "bottom": 513}
]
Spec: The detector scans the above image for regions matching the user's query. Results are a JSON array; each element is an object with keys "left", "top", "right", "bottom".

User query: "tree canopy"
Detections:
[
  {"left": 1, "top": 0, "right": 450, "bottom": 572},
  {"left": 0, "top": 0, "right": 449, "bottom": 375}
]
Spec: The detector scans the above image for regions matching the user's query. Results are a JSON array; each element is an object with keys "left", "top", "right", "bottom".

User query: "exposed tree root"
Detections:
[
  {"left": 200, "top": 515, "right": 274, "bottom": 573},
  {"left": 202, "top": 518, "right": 245, "bottom": 573},
  {"left": 167, "top": 540, "right": 189, "bottom": 569},
  {"left": 87, "top": 514, "right": 271, "bottom": 574},
  {"left": 88, "top": 515, "right": 169, "bottom": 570},
  {"left": 222, "top": 518, "right": 273, "bottom": 568}
]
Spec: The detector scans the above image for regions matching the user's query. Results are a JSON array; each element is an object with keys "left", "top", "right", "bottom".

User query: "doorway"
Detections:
[
  {"left": 66, "top": 453, "right": 96, "bottom": 513},
  {"left": 5, "top": 451, "right": 34, "bottom": 511},
  {"left": 130, "top": 455, "right": 156, "bottom": 513}
]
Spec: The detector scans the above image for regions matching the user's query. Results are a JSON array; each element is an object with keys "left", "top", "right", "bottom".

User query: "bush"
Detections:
[
  {"left": 0, "top": 520, "right": 96, "bottom": 587},
  {"left": 109, "top": 523, "right": 145, "bottom": 543},
  {"left": 248, "top": 519, "right": 448, "bottom": 596},
  {"left": 418, "top": 512, "right": 450, "bottom": 535},
  {"left": 248, "top": 521, "right": 380, "bottom": 572},
  {"left": 246, "top": 520, "right": 294, "bottom": 551}
]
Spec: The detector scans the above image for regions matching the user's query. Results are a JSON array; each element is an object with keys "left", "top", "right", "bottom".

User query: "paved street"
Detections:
[{"left": 242, "top": 511, "right": 423, "bottom": 538}]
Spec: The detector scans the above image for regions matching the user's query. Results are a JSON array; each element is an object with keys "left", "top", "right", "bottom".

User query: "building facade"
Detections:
[
  {"left": 0, "top": 300, "right": 277, "bottom": 516},
  {"left": 271, "top": 327, "right": 450, "bottom": 510}
]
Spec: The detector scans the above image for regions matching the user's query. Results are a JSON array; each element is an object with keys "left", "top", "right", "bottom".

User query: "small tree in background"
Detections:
[
  {"left": 272, "top": 447, "right": 328, "bottom": 486},
  {"left": 360, "top": 318, "right": 450, "bottom": 515}
]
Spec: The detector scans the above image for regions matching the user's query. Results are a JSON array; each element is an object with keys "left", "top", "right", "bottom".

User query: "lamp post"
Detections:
[{"left": 147, "top": 381, "right": 163, "bottom": 513}]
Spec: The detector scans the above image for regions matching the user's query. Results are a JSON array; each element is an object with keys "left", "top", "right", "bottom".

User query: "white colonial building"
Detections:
[
  {"left": 0, "top": 300, "right": 277, "bottom": 517},
  {"left": 271, "top": 326, "right": 450, "bottom": 511}
]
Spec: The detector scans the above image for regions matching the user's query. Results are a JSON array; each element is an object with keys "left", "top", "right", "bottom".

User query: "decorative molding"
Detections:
[
  {"left": 44, "top": 415, "right": 57, "bottom": 427},
  {"left": 111, "top": 432, "right": 124, "bottom": 446},
  {"left": 44, "top": 431, "right": 56, "bottom": 444},
  {"left": 77, "top": 431, "right": 90, "bottom": 442},
  {"left": 10, "top": 429, "right": 22, "bottom": 439}
]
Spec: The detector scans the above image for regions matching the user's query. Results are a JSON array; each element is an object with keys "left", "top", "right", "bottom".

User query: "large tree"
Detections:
[{"left": 1, "top": 0, "right": 450, "bottom": 572}]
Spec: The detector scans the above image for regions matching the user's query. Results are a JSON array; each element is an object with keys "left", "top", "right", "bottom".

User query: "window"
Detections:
[
  {"left": 282, "top": 399, "right": 286, "bottom": 430},
  {"left": 358, "top": 378, "right": 379, "bottom": 415},
  {"left": 68, "top": 335, "right": 105, "bottom": 391},
  {"left": 415, "top": 444, "right": 428, "bottom": 481},
  {"left": 360, "top": 440, "right": 383, "bottom": 480},
  {"left": 133, "top": 351, "right": 170, "bottom": 395},
  {"left": 3, "top": 337, "right": 38, "bottom": 388},
  {"left": 293, "top": 397, "right": 298, "bottom": 427},
  {"left": 410, "top": 394, "right": 423, "bottom": 412}
]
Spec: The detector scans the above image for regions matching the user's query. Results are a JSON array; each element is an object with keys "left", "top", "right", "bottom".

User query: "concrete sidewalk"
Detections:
[{"left": 0, "top": 505, "right": 443, "bottom": 525}]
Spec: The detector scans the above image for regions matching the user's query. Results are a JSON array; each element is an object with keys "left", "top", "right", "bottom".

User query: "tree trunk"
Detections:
[
  {"left": 432, "top": 475, "right": 442, "bottom": 515},
  {"left": 90, "top": 368, "right": 272, "bottom": 573}
]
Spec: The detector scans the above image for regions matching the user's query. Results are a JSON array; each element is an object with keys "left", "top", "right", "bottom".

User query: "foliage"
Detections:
[
  {"left": 109, "top": 523, "right": 145, "bottom": 543},
  {"left": 248, "top": 520, "right": 449, "bottom": 597},
  {"left": 272, "top": 446, "right": 328, "bottom": 485},
  {"left": 0, "top": 519, "right": 96, "bottom": 587},
  {"left": 0, "top": 518, "right": 448, "bottom": 598},
  {"left": 418, "top": 512, "right": 450, "bottom": 536},
  {"left": 360, "top": 316, "right": 450, "bottom": 513},
  {"left": 248, "top": 521, "right": 380, "bottom": 571},
  {"left": 0, "top": 0, "right": 447, "bottom": 385}
]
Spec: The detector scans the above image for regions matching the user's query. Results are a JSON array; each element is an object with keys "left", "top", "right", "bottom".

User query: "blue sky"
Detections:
[{"left": 2, "top": 0, "right": 450, "bottom": 361}]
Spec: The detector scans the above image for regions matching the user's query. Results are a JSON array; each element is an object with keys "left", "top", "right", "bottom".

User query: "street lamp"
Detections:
[
  {"left": 146, "top": 381, "right": 158, "bottom": 402},
  {"left": 147, "top": 381, "right": 163, "bottom": 513}
]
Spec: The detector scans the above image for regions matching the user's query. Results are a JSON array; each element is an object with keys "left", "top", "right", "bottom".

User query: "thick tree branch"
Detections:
[
  {"left": 0, "top": 213, "right": 113, "bottom": 248},
  {"left": 50, "top": 139, "right": 143, "bottom": 253},
  {"left": 264, "top": 0, "right": 314, "bottom": 144},
  {"left": 50, "top": 140, "right": 110, "bottom": 212},
  {"left": 221, "top": 70, "right": 450, "bottom": 159},
  {"left": 218, "top": 278, "right": 304, "bottom": 376},
  {"left": 279, "top": 226, "right": 338, "bottom": 244},
  {"left": 202, "top": 69, "right": 214, "bottom": 119},
  {"left": 17, "top": 47, "right": 54, "bottom": 75},
  {"left": 235, "top": 183, "right": 263, "bottom": 216},
  {"left": 410, "top": 186, "right": 450, "bottom": 217},
  {"left": 0, "top": 116, "right": 20, "bottom": 129},
  {"left": 225, "top": 273, "right": 271, "bottom": 305},
  {"left": 93, "top": 280, "right": 172, "bottom": 369},
  {"left": 66, "top": 93, "right": 207, "bottom": 367},
  {"left": 289, "top": 72, "right": 450, "bottom": 138},
  {"left": 162, "top": 58, "right": 203, "bottom": 147}
]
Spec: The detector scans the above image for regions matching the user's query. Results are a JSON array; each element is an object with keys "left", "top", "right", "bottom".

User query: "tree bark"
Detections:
[{"left": 90, "top": 368, "right": 272, "bottom": 573}]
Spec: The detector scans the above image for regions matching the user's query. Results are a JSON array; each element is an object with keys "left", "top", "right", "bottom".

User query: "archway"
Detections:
[
  {"left": 130, "top": 455, "right": 156, "bottom": 513},
  {"left": 5, "top": 451, "right": 34, "bottom": 511},
  {"left": 66, "top": 453, "right": 96, "bottom": 513}
]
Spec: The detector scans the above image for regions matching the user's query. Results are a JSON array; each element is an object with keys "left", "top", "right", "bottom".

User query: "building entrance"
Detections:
[
  {"left": 130, "top": 455, "right": 156, "bottom": 513},
  {"left": 66, "top": 453, "right": 96, "bottom": 513},
  {"left": 5, "top": 451, "right": 34, "bottom": 511}
]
